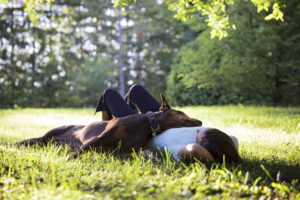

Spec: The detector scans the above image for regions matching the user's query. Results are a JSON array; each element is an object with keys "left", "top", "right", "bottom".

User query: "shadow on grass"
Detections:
[
  {"left": 237, "top": 158, "right": 300, "bottom": 184},
  {"left": 2, "top": 137, "right": 299, "bottom": 187}
]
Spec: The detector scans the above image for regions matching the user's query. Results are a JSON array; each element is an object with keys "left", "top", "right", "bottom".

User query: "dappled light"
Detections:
[
  {"left": 0, "top": 108, "right": 299, "bottom": 199},
  {"left": 0, "top": 0, "right": 299, "bottom": 199}
]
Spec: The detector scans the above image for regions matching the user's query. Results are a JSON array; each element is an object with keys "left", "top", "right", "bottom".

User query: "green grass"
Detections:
[{"left": 0, "top": 106, "right": 299, "bottom": 199}]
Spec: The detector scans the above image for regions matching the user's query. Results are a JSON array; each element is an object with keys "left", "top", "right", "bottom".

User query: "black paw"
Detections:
[{"left": 69, "top": 151, "right": 80, "bottom": 160}]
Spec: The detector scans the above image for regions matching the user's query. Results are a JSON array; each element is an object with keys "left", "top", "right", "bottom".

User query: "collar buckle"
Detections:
[{"left": 146, "top": 111, "right": 161, "bottom": 136}]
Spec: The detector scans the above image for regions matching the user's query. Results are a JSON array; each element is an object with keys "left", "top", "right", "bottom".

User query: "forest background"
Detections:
[{"left": 0, "top": 0, "right": 299, "bottom": 108}]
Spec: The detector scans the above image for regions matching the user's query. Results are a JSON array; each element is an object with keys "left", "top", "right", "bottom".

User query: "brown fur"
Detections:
[{"left": 17, "top": 94, "right": 202, "bottom": 159}]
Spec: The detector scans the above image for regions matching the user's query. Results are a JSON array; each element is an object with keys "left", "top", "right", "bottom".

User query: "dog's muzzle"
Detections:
[{"left": 146, "top": 111, "right": 161, "bottom": 136}]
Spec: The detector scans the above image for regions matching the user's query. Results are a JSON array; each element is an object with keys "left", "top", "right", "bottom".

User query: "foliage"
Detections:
[
  {"left": 166, "top": 39, "right": 249, "bottom": 106},
  {"left": 69, "top": 58, "right": 114, "bottom": 107},
  {"left": 167, "top": 79, "right": 248, "bottom": 106},
  {"left": 0, "top": 0, "right": 298, "bottom": 107},
  {"left": 114, "top": 0, "right": 285, "bottom": 39},
  {"left": 1, "top": 0, "right": 285, "bottom": 39},
  {"left": 0, "top": 0, "right": 194, "bottom": 108},
  {"left": 114, "top": 0, "right": 136, "bottom": 7},
  {"left": 167, "top": 0, "right": 300, "bottom": 106},
  {"left": 0, "top": 0, "right": 54, "bottom": 23},
  {"left": 0, "top": 107, "right": 299, "bottom": 199}
]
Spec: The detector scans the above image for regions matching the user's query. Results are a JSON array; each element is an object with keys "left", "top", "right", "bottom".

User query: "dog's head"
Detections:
[{"left": 156, "top": 94, "right": 202, "bottom": 130}]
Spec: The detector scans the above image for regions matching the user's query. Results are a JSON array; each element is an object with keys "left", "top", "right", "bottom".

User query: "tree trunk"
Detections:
[{"left": 117, "top": 6, "right": 125, "bottom": 97}]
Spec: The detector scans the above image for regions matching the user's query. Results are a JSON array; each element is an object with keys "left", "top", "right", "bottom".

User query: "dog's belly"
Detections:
[
  {"left": 79, "top": 121, "right": 108, "bottom": 142},
  {"left": 52, "top": 126, "right": 84, "bottom": 148}
]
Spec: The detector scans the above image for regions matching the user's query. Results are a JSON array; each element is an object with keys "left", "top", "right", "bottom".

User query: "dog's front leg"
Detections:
[
  {"left": 69, "top": 137, "right": 104, "bottom": 159},
  {"left": 69, "top": 137, "right": 103, "bottom": 159},
  {"left": 69, "top": 127, "right": 119, "bottom": 159}
]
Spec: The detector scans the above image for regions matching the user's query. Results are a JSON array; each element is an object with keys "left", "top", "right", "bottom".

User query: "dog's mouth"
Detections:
[
  {"left": 182, "top": 118, "right": 202, "bottom": 127},
  {"left": 192, "top": 119, "right": 202, "bottom": 126}
]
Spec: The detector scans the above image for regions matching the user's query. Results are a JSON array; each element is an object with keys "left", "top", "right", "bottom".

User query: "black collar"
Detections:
[{"left": 146, "top": 111, "right": 161, "bottom": 136}]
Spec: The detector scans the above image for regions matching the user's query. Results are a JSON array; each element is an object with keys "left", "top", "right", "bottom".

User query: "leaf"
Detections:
[
  {"left": 260, "top": 165, "right": 274, "bottom": 181},
  {"left": 265, "top": 14, "right": 274, "bottom": 20}
]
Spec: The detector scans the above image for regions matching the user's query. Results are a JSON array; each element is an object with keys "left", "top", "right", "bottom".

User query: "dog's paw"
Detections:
[{"left": 69, "top": 151, "right": 79, "bottom": 160}]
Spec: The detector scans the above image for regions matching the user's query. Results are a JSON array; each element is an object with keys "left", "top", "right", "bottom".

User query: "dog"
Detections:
[{"left": 17, "top": 94, "right": 202, "bottom": 159}]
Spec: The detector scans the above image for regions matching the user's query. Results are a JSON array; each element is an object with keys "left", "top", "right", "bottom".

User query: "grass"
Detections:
[{"left": 0, "top": 106, "right": 299, "bottom": 199}]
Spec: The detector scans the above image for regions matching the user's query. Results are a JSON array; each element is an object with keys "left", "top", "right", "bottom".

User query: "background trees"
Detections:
[
  {"left": 116, "top": 0, "right": 285, "bottom": 39},
  {"left": 167, "top": 0, "right": 300, "bottom": 106},
  {"left": 0, "top": 0, "right": 299, "bottom": 107},
  {"left": 0, "top": 0, "right": 194, "bottom": 107}
]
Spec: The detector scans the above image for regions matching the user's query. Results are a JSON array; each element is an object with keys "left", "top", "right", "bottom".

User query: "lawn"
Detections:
[{"left": 0, "top": 106, "right": 299, "bottom": 199}]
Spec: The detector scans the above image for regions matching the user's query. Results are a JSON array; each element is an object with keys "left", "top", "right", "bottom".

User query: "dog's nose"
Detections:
[
  {"left": 182, "top": 118, "right": 202, "bottom": 127},
  {"left": 194, "top": 119, "right": 202, "bottom": 126}
]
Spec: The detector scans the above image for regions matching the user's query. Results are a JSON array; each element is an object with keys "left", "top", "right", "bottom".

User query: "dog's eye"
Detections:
[
  {"left": 176, "top": 111, "right": 186, "bottom": 115},
  {"left": 182, "top": 118, "right": 190, "bottom": 122}
]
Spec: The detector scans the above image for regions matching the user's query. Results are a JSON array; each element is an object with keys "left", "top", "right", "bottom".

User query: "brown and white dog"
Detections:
[{"left": 17, "top": 94, "right": 202, "bottom": 159}]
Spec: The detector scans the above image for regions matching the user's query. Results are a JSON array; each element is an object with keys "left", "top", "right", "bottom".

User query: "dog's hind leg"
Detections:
[
  {"left": 16, "top": 137, "right": 46, "bottom": 146},
  {"left": 69, "top": 126, "right": 120, "bottom": 159},
  {"left": 16, "top": 125, "right": 77, "bottom": 147}
]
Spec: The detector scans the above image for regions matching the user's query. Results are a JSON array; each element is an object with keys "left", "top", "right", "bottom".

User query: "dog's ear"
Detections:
[{"left": 159, "top": 93, "right": 171, "bottom": 111}]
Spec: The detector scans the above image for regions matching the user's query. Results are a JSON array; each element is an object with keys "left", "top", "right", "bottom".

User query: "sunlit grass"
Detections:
[{"left": 0, "top": 107, "right": 299, "bottom": 199}]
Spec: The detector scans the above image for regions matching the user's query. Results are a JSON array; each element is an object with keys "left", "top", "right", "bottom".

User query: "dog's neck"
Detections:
[
  {"left": 145, "top": 111, "right": 160, "bottom": 136},
  {"left": 150, "top": 111, "right": 171, "bottom": 133}
]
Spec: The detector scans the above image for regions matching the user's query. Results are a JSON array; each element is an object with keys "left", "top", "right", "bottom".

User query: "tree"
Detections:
[
  {"left": 0, "top": 0, "right": 54, "bottom": 23},
  {"left": 119, "top": 0, "right": 197, "bottom": 99},
  {"left": 1, "top": 0, "right": 285, "bottom": 39},
  {"left": 0, "top": 2, "right": 69, "bottom": 107},
  {"left": 0, "top": 0, "right": 195, "bottom": 107},
  {"left": 167, "top": 0, "right": 300, "bottom": 105},
  {"left": 115, "top": 0, "right": 285, "bottom": 39},
  {"left": 0, "top": 0, "right": 116, "bottom": 107}
]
